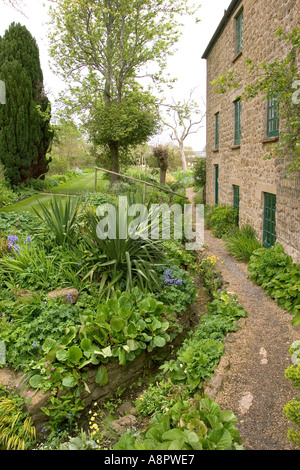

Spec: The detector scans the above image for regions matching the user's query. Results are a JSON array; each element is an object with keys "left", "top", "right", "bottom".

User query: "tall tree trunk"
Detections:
[
  {"left": 179, "top": 142, "right": 187, "bottom": 172},
  {"left": 109, "top": 141, "right": 120, "bottom": 186},
  {"left": 160, "top": 168, "right": 167, "bottom": 184}
]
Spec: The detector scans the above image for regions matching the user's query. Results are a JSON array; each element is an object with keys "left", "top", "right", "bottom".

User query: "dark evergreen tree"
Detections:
[{"left": 0, "top": 23, "right": 53, "bottom": 185}]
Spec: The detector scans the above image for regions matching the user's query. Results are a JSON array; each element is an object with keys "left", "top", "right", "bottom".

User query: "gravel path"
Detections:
[{"left": 187, "top": 188, "right": 300, "bottom": 450}]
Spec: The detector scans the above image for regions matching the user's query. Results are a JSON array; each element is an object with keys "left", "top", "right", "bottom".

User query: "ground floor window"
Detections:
[
  {"left": 215, "top": 165, "right": 219, "bottom": 205},
  {"left": 263, "top": 192, "right": 276, "bottom": 248},
  {"left": 233, "top": 185, "right": 240, "bottom": 225}
]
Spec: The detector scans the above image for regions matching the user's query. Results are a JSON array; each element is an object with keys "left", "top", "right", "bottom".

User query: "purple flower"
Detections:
[{"left": 32, "top": 341, "right": 37, "bottom": 348}]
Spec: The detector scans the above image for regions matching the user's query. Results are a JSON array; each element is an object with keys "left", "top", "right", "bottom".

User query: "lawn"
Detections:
[
  {"left": 0, "top": 194, "right": 69, "bottom": 214},
  {"left": 0, "top": 171, "right": 109, "bottom": 214},
  {"left": 47, "top": 170, "right": 109, "bottom": 195}
]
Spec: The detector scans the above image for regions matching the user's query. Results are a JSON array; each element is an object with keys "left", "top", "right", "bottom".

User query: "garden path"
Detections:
[{"left": 187, "top": 187, "right": 300, "bottom": 451}]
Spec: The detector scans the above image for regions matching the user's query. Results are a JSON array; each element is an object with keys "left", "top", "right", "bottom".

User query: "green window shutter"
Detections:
[
  {"left": 234, "top": 99, "right": 242, "bottom": 145},
  {"left": 215, "top": 164, "right": 219, "bottom": 206},
  {"left": 263, "top": 192, "right": 277, "bottom": 248},
  {"left": 233, "top": 185, "right": 240, "bottom": 225},
  {"left": 267, "top": 97, "right": 279, "bottom": 138},
  {"left": 215, "top": 112, "right": 219, "bottom": 149},
  {"left": 235, "top": 11, "right": 244, "bottom": 55}
]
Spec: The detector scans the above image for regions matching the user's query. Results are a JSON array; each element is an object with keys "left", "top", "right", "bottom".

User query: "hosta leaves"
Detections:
[
  {"left": 62, "top": 375, "right": 77, "bottom": 388},
  {"left": 95, "top": 365, "right": 108, "bottom": 386},
  {"left": 67, "top": 346, "right": 83, "bottom": 364},
  {"left": 207, "top": 428, "right": 233, "bottom": 450},
  {"left": 29, "top": 374, "right": 43, "bottom": 389}
]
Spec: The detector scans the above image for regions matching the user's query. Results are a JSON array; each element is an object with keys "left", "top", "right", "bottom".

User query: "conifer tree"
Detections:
[{"left": 0, "top": 22, "right": 53, "bottom": 185}]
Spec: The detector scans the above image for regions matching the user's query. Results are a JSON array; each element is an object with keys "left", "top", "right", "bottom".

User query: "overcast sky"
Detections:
[{"left": 0, "top": 0, "right": 231, "bottom": 150}]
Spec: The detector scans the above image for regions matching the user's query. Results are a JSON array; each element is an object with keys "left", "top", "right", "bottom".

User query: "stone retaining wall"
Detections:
[{"left": 0, "top": 300, "right": 201, "bottom": 434}]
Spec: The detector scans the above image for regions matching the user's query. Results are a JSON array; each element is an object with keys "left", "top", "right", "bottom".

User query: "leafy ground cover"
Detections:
[{"left": 0, "top": 168, "right": 206, "bottom": 450}]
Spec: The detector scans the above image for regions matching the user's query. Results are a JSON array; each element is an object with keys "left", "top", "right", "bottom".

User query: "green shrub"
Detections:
[
  {"left": 223, "top": 225, "right": 261, "bottom": 262},
  {"left": 0, "top": 181, "right": 18, "bottom": 208},
  {"left": 194, "top": 189, "right": 204, "bottom": 205},
  {"left": 114, "top": 395, "right": 243, "bottom": 450},
  {"left": 193, "top": 157, "right": 206, "bottom": 190},
  {"left": 162, "top": 240, "right": 196, "bottom": 273},
  {"left": 159, "top": 291, "right": 247, "bottom": 391},
  {"left": 198, "top": 254, "right": 224, "bottom": 295},
  {"left": 0, "top": 212, "right": 40, "bottom": 236},
  {"left": 158, "top": 265, "right": 197, "bottom": 312},
  {"left": 0, "top": 242, "right": 77, "bottom": 292},
  {"left": 1, "top": 296, "right": 83, "bottom": 369},
  {"left": 205, "top": 205, "right": 238, "bottom": 238},
  {"left": 135, "top": 381, "right": 191, "bottom": 417},
  {"left": 248, "top": 243, "right": 300, "bottom": 315},
  {"left": 25, "top": 288, "right": 174, "bottom": 396},
  {"left": 283, "top": 342, "right": 300, "bottom": 447},
  {"left": 0, "top": 384, "right": 36, "bottom": 450}
]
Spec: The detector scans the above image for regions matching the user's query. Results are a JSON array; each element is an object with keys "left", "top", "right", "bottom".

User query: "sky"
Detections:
[{"left": 0, "top": 0, "right": 232, "bottom": 151}]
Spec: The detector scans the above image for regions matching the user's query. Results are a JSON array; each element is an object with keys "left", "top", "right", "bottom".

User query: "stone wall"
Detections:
[{"left": 204, "top": 0, "right": 300, "bottom": 262}]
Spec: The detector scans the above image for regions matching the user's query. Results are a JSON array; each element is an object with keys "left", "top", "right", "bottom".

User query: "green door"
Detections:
[
  {"left": 215, "top": 165, "right": 219, "bottom": 206},
  {"left": 263, "top": 192, "right": 276, "bottom": 248},
  {"left": 233, "top": 185, "right": 240, "bottom": 225}
]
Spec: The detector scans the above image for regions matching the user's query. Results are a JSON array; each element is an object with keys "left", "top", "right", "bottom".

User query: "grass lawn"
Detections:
[
  {"left": 0, "top": 194, "right": 70, "bottom": 215},
  {"left": 47, "top": 171, "right": 109, "bottom": 195},
  {"left": 0, "top": 171, "right": 109, "bottom": 214}
]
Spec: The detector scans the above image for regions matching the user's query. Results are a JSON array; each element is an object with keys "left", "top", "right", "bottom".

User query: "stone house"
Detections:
[{"left": 202, "top": 0, "right": 300, "bottom": 262}]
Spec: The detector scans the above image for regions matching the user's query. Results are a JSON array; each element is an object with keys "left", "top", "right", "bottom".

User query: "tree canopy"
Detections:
[{"left": 48, "top": 0, "right": 199, "bottom": 182}]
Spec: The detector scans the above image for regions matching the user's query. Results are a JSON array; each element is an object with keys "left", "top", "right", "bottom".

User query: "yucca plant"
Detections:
[
  {"left": 81, "top": 195, "right": 167, "bottom": 294},
  {"left": 33, "top": 196, "right": 83, "bottom": 245}
]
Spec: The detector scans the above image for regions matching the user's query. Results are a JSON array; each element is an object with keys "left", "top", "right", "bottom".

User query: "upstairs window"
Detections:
[
  {"left": 267, "top": 97, "right": 279, "bottom": 138},
  {"left": 234, "top": 99, "right": 242, "bottom": 146},
  {"left": 215, "top": 112, "right": 219, "bottom": 149},
  {"left": 235, "top": 10, "right": 244, "bottom": 55}
]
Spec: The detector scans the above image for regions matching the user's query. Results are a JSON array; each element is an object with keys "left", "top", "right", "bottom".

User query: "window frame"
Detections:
[
  {"left": 263, "top": 192, "right": 277, "bottom": 248},
  {"left": 215, "top": 112, "right": 220, "bottom": 149},
  {"left": 267, "top": 96, "right": 279, "bottom": 138},
  {"left": 235, "top": 9, "right": 244, "bottom": 56},
  {"left": 233, "top": 185, "right": 240, "bottom": 225},
  {"left": 214, "top": 164, "right": 219, "bottom": 206},
  {"left": 234, "top": 98, "right": 242, "bottom": 146}
]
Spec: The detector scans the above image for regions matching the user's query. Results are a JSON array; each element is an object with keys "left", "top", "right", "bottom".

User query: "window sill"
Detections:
[
  {"left": 261, "top": 136, "right": 279, "bottom": 144},
  {"left": 231, "top": 145, "right": 241, "bottom": 149},
  {"left": 232, "top": 51, "right": 243, "bottom": 63},
  {"left": 212, "top": 148, "right": 219, "bottom": 153}
]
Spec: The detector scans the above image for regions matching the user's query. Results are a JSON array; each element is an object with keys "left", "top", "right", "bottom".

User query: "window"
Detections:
[
  {"left": 215, "top": 112, "right": 219, "bottom": 149},
  {"left": 263, "top": 193, "right": 276, "bottom": 248},
  {"left": 267, "top": 97, "right": 279, "bottom": 138},
  {"left": 233, "top": 185, "right": 240, "bottom": 225},
  {"left": 215, "top": 165, "right": 219, "bottom": 206},
  {"left": 235, "top": 10, "right": 244, "bottom": 55},
  {"left": 234, "top": 99, "right": 242, "bottom": 146}
]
